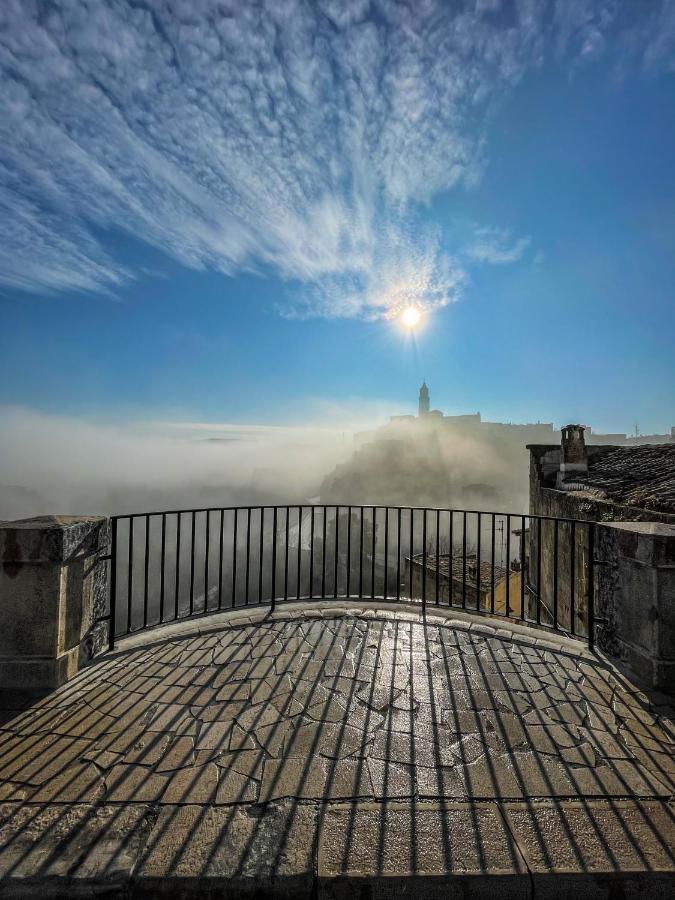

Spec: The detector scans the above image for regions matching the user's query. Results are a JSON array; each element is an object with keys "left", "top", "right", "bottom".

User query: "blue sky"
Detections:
[{"left": 0, "top": 0, "right": 674, "bottom": 435}]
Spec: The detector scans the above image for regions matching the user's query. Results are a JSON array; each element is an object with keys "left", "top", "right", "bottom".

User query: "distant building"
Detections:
[
  {"left": 405, "top": 552, "right": 522, "bottom": 615},
  {"left": 389, "top": 383, "right": 673, "bottom": 446},
  {"left": 418, "top": 381, "right": 430, "bottom": 416},
  {"left": 323, "top": 383, "right": 674, "bottom": 510},
  {"left": 529, "top": 428, "right": 675, "bottom": 523},
  {"left": 527, "top": 426, "right": 675, "bottom": 633}
]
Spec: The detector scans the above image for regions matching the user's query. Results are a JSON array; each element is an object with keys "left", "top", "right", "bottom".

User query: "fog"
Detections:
[
  {"left": 0, "top": 405, "right": 530, "bottom": 522},
  {"left": 0, "top": 407, "right": 356, "bottom": 520}
]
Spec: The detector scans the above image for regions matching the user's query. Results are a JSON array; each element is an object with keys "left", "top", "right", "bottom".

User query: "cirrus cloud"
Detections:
[{"left": 0, "top": 0, "right": 672, "bottom": 316}]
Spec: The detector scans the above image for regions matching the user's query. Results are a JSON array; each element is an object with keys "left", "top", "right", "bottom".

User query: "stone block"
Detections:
[
  {"left": 0, "top": 802, "right": 155, "bottom": 883},
  {"left": 318, "top": 801, "right": 529, "bottom": 899},
  {"left": 502, "top": 799, "right": 675, "bottom": 898}
]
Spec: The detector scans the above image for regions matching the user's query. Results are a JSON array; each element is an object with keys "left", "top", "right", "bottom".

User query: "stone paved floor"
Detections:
[{"left": 0, "top": 602, "right": 674, "bottom": 898}]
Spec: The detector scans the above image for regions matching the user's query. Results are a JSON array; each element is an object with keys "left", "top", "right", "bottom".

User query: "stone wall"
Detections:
[
  {"left": 0, "top": 515, "right": 109, "bottom": 690},
  {"left": 595, "top": 522, "right": 675, "bottom": 693}
]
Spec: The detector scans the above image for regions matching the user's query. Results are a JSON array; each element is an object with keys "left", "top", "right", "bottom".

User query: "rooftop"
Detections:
[
  {"left": 410, "top": 553, "right": 508, "bottom": 592},
  {"left": 1, "top": 603, "right": 673, "bottom": 897},
  {"left": 562, "top": 444, "right": 675, "bottom": 515}
]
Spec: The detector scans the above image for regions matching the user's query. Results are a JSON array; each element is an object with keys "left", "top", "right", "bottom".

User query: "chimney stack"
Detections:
[{"left": 560, "top": 424, "right": 587, "bottom": 476}]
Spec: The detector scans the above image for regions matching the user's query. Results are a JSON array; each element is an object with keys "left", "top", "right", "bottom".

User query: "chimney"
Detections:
[{"left": 560, "top": 424, "right": 587, "bottom": 476}]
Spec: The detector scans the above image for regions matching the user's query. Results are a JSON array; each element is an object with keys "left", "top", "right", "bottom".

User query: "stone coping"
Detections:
[
  {"left": 113, "top": 598, "right": 598, "bottom": 661},
  {"left": 0, "top": 514, "right": 108, "bottom": 563}
]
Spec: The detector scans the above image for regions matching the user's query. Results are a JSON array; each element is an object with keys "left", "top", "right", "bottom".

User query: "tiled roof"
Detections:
[
  {"left": 563, "top": 444, "right": 675, "bottom": 514},
  {"left": 412, "top": 554, "right": 507, "bottom": 592}
]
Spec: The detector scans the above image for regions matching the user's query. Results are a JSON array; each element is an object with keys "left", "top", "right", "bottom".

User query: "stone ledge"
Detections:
[
  {"left": 112, "top": 598, "right": 599, "bottom": 665},
  {"left": 0, "top": 799, "right": 672, "bottom": 899}
]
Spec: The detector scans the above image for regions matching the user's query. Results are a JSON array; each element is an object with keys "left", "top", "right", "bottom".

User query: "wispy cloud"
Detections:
[
  {"left": 0, "top": 1, "right": 672, "bottom": 315},
  {"left": 464, "top": 226, "right": 531, "bottom": 266}
]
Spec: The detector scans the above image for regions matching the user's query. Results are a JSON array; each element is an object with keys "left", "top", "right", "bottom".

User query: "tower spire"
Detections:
[{"left": 418, "top": 381, "right": 430, "bottom": 417}]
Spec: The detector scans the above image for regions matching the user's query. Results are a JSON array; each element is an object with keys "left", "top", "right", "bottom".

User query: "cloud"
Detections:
[
  {"left": 0, "top": 1, "right": 672, "bottom": 315},
  {"left": 464, "top": 226, "right": 531, "bottom": 266}
]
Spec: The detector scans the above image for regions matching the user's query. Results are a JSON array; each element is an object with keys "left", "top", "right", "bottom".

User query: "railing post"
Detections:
[
  {"left": 271, "top": 507, "right": 277, "bottom": 611},
  {"left": 109, "top": 516, "right": 117, "bottom": 650}
]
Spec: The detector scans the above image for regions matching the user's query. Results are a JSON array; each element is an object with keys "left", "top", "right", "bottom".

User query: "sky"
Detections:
[{"left": 0, "top": 0, "right": 674, "bottom": 436}]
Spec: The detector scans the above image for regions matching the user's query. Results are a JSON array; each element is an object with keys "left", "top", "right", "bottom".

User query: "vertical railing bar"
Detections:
[
  {"left": 371, "top": 507, "right": 377, "bottom": 599},
  {"left": 204, "top": 510, "right": 210, "bottom": 613},
  {"left": 127, "top": 516, "right": 134, "bottom": 633},
  {"left": 422, "top": 509, "right": 427, "bottom": 610},
  {"left": 217, "top": 509, "right": 224, "bottom": 610},
  {"left": 588, "top": 524, "right": 595, "bottom": 650},
  {"left": 109, "top": 517, "right": 118, "bottom": 649},
  {"left": 309, "top": 506, "right": 315, "bottom": 599},
  {"left": 159, "top": 512, "right": 166, "bottom": 623},
  {"left": 284, "top": 506, "right": 290, "bottom": 602},
  {"left": 321, "top": 506, "right": 327, "bottom": 598},
  {"left": 449, "top": 511, "right": 454, "bottom": 607},
  {"left": 553, "top": 519, "right": 559, "bottom": 630},
  {"left": 462, "top": 511, "right": 467, "bottom": 610},
  {"left": 271, "top": 507, "right": 277, "bottom": 609},
  {"left": 231, "top": 509, "right": 238, "bottom": 609},
  {"left": 297, "top": 505, "right": 302, "bottom": 601},
  {"left": 536, "top": 517, "right": 542, "bottom": 625},
  {"left": 259, "top": 507, "right": 265, "bottom": 605},
  {"left": 245, "top": 508, "right": 251, "bottom": 606},
  {"left": 475, "top": 512, "right": 481, "bottom": 612},
  {"left": 490, "top": 512, "right": 495, "bottom": 615},
  {"left": 408, "top": 509, "right": 413, "bottom": 601},
  {"left": 505, "top": 514, "right": 511, "bottom": 617},
  {"left": 570, "top": 521, "right": 576, "bottom": 635},
  {"left": 334, "top": 506, "right": 339, "bottom": 599},
  {"left": 189, "top": 511, "right": 196, "bottom": 615},
  {"left": 174, "top": 513, "right": 181, "bottom": 621},
  {"left": 383, "top": 508, "right": 389, "bottom": 600},
  {"left": 359, "top": 507, "right": 364, "bottom": 599},
  {"left": 435, "top": 509, "right": 440, "bottom": 606},
  {"left": 143, "top": 515, "right": 150, "bottom": 629},
  {"left": 396, "top": 508, "right": 402, "bottom": 602},
  {"left": 346, "top": 506, "right": 352, "bottom": 598},
  {"left": 520, "top": 515, "right": 526, "bottom": 621}
]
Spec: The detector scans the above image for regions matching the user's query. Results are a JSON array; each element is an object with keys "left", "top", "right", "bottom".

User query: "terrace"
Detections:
[{"left": 0, "top": 506, "right": 673, "bottom": 898}]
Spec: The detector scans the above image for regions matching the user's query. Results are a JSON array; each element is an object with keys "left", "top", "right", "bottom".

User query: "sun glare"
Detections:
[{"left": 401, "top": 307, "right": 421, "bottom": 329}]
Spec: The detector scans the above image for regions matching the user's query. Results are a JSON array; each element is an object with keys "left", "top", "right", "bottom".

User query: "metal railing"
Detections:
[{"left": 105, "top": 505, "right": 597, "bottom": 650}]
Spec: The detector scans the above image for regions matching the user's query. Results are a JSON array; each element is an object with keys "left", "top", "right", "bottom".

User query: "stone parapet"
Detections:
[{"left": 0, "top": 515, "right": 109, "bottom": 690}]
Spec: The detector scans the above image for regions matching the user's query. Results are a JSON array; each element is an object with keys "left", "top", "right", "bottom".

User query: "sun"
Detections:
[{"left": 401, "top": 306, "right": 421, "bottom": 329}]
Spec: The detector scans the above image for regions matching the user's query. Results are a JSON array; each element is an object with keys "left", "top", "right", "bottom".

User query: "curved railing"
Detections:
[{"left": 106, "top": 504, "right": 597, "bottom": 649}]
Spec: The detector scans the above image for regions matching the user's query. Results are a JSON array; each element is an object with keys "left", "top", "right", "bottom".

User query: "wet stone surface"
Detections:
[{"left": 0, "top": 604, "right": 673, "bottom": 896}]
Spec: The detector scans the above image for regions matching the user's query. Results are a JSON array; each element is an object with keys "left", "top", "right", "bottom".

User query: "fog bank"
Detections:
[{"left": 0, "top": 407, "right": 355, "bottom": 520}]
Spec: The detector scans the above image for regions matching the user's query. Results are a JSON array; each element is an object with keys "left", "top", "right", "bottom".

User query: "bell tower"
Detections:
[{"left": 418, "top": 381, "right": 430, "bottom": 417}]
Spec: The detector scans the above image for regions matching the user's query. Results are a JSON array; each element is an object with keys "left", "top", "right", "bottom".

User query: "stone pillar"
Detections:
[
  {"left": 0, "top": 515, "right": 109, "bottom": 691},
  {"left": 596, "top": 522, "right": 675, "bottom": 693}
]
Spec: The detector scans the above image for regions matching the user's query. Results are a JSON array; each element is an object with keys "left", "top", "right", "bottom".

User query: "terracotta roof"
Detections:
[
  {"left": 412, "top": 554, "right": 507, "bottom": 592},
  {"left": 563, "top": 444, "right": 675, "bottom": 514}
]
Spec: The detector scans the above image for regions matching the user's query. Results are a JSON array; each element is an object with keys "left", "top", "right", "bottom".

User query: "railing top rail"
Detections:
[{"left": 110, "top": 504, "right": 593, "bottom": 526}]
